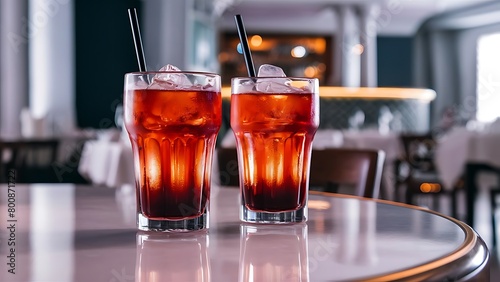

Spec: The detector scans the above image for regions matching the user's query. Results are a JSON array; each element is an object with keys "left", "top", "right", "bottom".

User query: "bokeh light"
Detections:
[
  {"left": 250, "top": 35, "right": 262, "bottom": 47},
  {"left": 351, "top": 44, "right": 364, "bottom": 55},
  {"left": 291, "top": 46, "right": 307, "bottom": 58},
  {"left": 304, "top": 66, "right": 317, "bottom": 77}
]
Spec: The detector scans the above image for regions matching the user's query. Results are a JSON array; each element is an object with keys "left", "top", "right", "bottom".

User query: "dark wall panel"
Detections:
[
  {"left": 75, "top": 0, "right": 141, "bottom": 128},
  {"left": 377, "top": 36, "right": 413, "bottom": 87}
]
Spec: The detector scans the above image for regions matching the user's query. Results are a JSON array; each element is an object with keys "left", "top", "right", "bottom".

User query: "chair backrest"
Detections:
[
  {"left": 399, "top": 133, "right": 437, "bottom": 172},
  {"left": 0, "top": 139, "right": 59, "bottom": 183},
  {"left": 216, "top": 147, "right": 240, "bottom": 187},
  {"left": 309, "top": 148, "right": 385, "bottom": 199}
]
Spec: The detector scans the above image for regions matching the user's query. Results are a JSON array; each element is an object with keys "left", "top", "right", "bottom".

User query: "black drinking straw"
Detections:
[
  {"left": 234, "top": 14, "right": 256, "bottom": 77},
  {"left": 128, "top": 8, "right": 147, "bottom": 72}
]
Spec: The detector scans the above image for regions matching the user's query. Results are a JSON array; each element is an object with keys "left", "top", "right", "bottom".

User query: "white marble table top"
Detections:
[{"left": 0, "top": 184, "right": 488, "bottom": 281}]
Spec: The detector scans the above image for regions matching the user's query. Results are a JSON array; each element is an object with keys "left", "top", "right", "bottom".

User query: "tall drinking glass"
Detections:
[
  {"left": 124, "top": 71, "right": 222, "bottom": 231},
  {"left": 230, "top": 77, "right": 319, "bottom": 223}
]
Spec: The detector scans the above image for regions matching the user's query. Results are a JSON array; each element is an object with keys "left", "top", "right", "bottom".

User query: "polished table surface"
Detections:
[{"left": 0, "top": 184, "right": 489, "bottom": 281}]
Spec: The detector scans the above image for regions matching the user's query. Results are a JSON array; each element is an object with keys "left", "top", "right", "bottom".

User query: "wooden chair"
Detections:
[
  {"left": 489, "top": 174, "right": 500, "bottom": 247},
  {"left": 216, "top": 147, "right": 240, "bottom": 187},
  {"left": 395, "top": 133, "right": 461, "bottom": 217},
  {"left": 309, "top": 148, "right": 385, "bottom": 199},
  {"left": 0, "top": 139, "right": 60, "bottom": 183}
]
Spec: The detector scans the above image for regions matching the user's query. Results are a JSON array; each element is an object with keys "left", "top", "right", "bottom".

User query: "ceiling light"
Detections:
[
  {"left": 250, "top": 35, "right": 262, "bottom": 47},
  {"left": 291, "top": 46, "right": 307, "bottom": 58},
  {"left": 351, "top": 44, "right": 364, "bottom": 55},
  {"left": 304, "top": 66, "right": 317, "bottom": 77}
]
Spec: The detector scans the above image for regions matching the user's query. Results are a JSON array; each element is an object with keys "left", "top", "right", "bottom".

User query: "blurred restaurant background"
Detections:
[
  {"left": 2, "top": 0, "right": 500, "bottom": 260},
  {"left": 2, "top": 0, "right": 499, "bottom": 135}
]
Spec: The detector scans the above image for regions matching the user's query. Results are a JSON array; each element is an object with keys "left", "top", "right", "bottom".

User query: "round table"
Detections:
[{"left": 0, "top": 184, "right": 489, "bottom": 281}]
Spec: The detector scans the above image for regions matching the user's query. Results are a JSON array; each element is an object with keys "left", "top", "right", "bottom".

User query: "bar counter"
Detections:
[{"left": 221, "top": 86, "right": 436, "bottom": 134}]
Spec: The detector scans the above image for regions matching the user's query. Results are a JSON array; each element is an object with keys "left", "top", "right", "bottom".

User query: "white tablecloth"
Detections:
[
  {"left": 78, "top": 140, "right": 134, "bottom": 187},
  {"left": 342, "top": 129, "right": 403, "bottom": 162},
  {"left": 435, "top": 127, "right": 500, "bottom": 189}
]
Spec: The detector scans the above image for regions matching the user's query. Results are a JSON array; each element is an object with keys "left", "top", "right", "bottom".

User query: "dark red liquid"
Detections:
[
  {"left": 231, "top": 93, "right": 318, "bottom": 212},
  {"left": 124, "top": 89, "right": 221, "bottom": 219}
]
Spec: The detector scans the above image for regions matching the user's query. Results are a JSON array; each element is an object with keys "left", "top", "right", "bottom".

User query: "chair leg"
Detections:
[
  {"left": 432, "top": 193, "right": 440, "bottom": 212},
  {"left": 325, "top": 182, "right": 339, "bottom": 194},
  {"left": 405, "top": 186, "right": 413, "bottom": 205},
  {"left": 490, "top": 188, "right": 499, "bottom": 247},
  {"left": 451, "top": 189, "right": 458, "bottom": 219},
  {"left": 395, "top": 183, "right": 403, "bottom": 203}
]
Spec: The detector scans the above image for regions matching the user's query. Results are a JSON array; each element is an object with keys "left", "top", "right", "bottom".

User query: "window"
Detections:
[{"left": 476, "top": 33, "right": 500, "bottom": 122}]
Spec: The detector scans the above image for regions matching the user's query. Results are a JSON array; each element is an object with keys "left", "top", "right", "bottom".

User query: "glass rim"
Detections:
[
  {"left": 126, "top": 71, "right": 220, "bottom": 77},
  {"left": 231, "top": 77, "right": 318, "bottom": 81}
]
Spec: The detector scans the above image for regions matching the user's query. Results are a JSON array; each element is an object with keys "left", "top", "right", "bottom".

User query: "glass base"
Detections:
[
  {"left": 137, "top": 210, "right": 208, "bottom": 232},
  {"left": 240, "top": 204, "right": 307, "bottom": 224}
]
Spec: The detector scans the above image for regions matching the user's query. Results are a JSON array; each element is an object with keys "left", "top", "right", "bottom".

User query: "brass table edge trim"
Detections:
[{"left": 309, "top": 191, "right": 483, "bottom": 281}]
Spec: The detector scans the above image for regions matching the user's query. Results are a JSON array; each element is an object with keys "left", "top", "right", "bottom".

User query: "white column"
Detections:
[
  {"left": 29, "top": 0, "right": 76, "bottom": 136},
  {"left": 332, "top": 5, "right": 360, "bottom": 87},
  {"left": 359, "top": 4, "right": 379, "bottom": 87},
  {"left": 330, "top": 6, "right": 342, "bottom": 86},
  {"left": 144, "top": 1, "right": 218, "bottom": 72},
  {"left": 143, "top": 0, "right": 188, "bottom": 70},
  {"left": 0, "top": 0, "right": 29, "bottom": 138}
]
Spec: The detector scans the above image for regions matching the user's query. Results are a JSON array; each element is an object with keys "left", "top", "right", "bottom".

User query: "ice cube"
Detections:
[
  {"left": 256, "top": 79, "right": 293, "bottom": 93},
  {"left": 257, "top": 64, "right": 286, "bottom": 77},
  {"left": 135, "top": 80, "right": 149, "bottom": 89},
  {"left": 126, "top": 77, "right": 148, "bottom": 90},
  {"left": 149, "top": 64, "right": 192, "bottom": 89},
  {"left": 160, "top": 64, "right": 181, "bottom": 72},
  {"left": 193, "top": 76, "right": 217, "bottom": 91},
  {"left": 237, "top": 79, "right": 256, "bottom": 93},
  {"left": 142, "top": 115, "right": 164, "bottom": 130},
  {"left": 256, "top": 64, "right": 296, "bottom": 93}
]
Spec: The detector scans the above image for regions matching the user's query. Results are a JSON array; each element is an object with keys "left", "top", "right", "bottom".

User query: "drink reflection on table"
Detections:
[
  {"left": 332, "top": 199, "right": 378, "bottom": 265},
  {"left": 239, "top": 223, "right": 309, "bottom": 282},
  {"left": 355, "top": 200, "right": 378, "bottom": 265},
  {"left": 136, "top": 231, "right": 210, "bottom": 282}
]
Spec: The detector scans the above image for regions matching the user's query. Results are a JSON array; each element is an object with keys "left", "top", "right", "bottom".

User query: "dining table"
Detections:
[
  {"left": 435, "top": 126, "right": 500, "bottom": 227},
  {"left": 0, "top": 183, "right": 489, "bottom": 281},
  {"left": 78, "top": 138, "right": 134, "bottom": 188}
]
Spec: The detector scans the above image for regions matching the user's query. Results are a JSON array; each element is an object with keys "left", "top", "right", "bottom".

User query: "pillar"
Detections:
[
  {"left": 332, "top": 5, "right": 360, "bottom": 87},
  {"left": 29, "top": 0, "right": 76, "bottom": 136},
  {"left": 359, "top": 4, "right": 379, "bottom": 87},
  {"left": 0, "top": 0, "right": 29, "bottom": 138}
]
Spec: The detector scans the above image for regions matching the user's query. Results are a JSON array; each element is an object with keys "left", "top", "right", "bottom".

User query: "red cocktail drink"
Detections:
[
  {"left": 231, "top": 77, "right": 319, "bottom": 223},
  {"left": 124, "top": 72, "right": 221, "bottom": 231}
]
